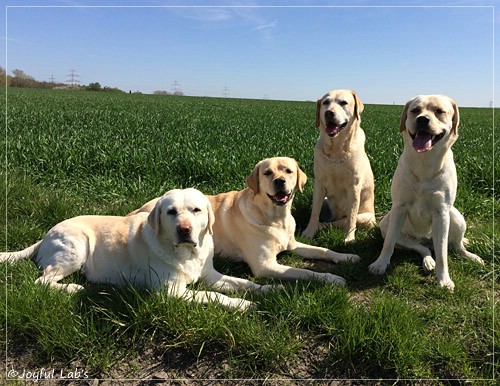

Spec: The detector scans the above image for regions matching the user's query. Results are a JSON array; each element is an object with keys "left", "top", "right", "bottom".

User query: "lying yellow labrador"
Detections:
[
  {"left": 368, "top": 95, "right": 484, "bottom": 290},
  {"left": 0, "top": 188, "right": 274, "bottom": 310},
  {"left": 302, "top": 89, "right": 376, "bottom": 243},
  {"left": 130, "top": 157, "right": 360, "bottom": 285}
]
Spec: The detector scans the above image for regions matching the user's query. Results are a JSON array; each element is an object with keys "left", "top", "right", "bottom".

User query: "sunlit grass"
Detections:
[{"left": 1, "top": 88, "right": 497, "bottom": 381}]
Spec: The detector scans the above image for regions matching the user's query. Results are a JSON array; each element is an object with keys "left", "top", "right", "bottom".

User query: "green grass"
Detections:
[{"left": 1, "top": 88, "right": 498, "bottom": 382}]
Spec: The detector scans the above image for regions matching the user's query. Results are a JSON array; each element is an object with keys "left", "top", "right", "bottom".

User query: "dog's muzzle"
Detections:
[
  {"left": 176, "top": 225, "right": 197, "bottom": 247},
  {"left": 325, "top": 110, "right": 347, "bottom": 138}
]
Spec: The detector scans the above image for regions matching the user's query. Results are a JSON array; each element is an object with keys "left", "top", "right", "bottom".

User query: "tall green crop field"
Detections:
[{"left": 1, "top": 88, "right": 497, "bottom": 382}]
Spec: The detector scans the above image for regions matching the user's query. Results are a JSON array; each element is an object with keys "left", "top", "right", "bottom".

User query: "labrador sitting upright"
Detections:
[
  {"left": 130, "top": 157, "right": 360, "bottom": 286},
  {"left": 0, "top": 188, "right": 274, "bottom": 310},
  {"left": 368, "top": 95, "right": 484, "bottom": 290},
  {"left": 302, "top": 89, "right": 376, "bottom": 243}
]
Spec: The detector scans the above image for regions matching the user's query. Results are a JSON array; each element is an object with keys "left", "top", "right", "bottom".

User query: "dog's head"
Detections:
[
  {"left": 400, "top": 95, "right": 459, "bottom": 153},
  {"left": 316, "top": 89, "right": 364, "bottom": 138},
  {"left": 246, "top": 157, "right": 307, "bottom": 206},
  {"left": 148, "top": 188, "right": 214, "bottom": 248}
]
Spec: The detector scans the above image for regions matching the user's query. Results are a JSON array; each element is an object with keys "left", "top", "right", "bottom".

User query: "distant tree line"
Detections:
[
  {"left": 0, "top": 67, "right": 124, "bottom": 93},
  {"left": 154, "top": 90, "right": 184, "bottom": 96}
]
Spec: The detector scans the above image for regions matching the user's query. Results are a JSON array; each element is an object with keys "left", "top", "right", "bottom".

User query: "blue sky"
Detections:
[{"left": 2, "top": 1, "right": 497, "bottom": 107}]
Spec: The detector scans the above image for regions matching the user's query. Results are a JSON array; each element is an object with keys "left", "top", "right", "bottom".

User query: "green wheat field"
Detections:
[{"left": 1, "top": 88, "right": 498, "bottom": 383}]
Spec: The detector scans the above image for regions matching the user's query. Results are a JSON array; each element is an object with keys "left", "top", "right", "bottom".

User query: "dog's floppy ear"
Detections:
[
  {"left": 147, "top": 202, "right": 162, "bottom": 237},
  {"left": 315, "top": 99, "right": 322, "bottom": 128},
  {"left": 295, "top": 161, "right": 307, "bottom": 192},
  {"left": 399, "top": 99, "right": 412, "bottom": 132},
  {"left": 246, "top": 160, "right": 262, "bottom": 193},
  {"left": 351, "top": 90, "right": 364, "bottom": 120},
  {"left": 450, "top": 97, "right": 460, "bottom": 135}
]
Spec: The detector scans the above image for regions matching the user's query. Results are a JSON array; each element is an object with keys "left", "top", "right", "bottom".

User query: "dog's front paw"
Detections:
[
  {"left": 64, "top": 283, "right": 85, "bottom": 293},
  {"left": 344, "top": 229, "right": 356, "bottom": 244},
  {"left": 368, "top": 259, "right": 389, "bottom": 275},
  {"left": 327, "top": 251, "right": 360, "bottom": 264},
  {"left": 322, "top": 273, "right": 346, "bottom": 286},
  {"left": 345, "top": 253, "right": 361, "bottom": 263},
  {"left": 236, "top": 299, "right": 256, "bottom": 311},
  {"left": 301, "top": 226, "right": 317, "bottom": 240},
  {"left": 259, "top": 284, "right": 284, "bottom": 294},
  {"left": 422, "top": 256, "right": 436, "bottom": 271},
  {"left": 437, "top": 278, "right": 455, "bottom": 291}
]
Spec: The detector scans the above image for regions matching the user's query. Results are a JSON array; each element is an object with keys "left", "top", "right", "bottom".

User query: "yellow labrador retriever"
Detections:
[
  {"left": 302, "top": 89, "right": 376, "bottom": 243},
  {"left": 368, "top": 95, "right": 484, "bottom": 290},
  {"left": 130, "top": 157, "right": 360, "bottom": 286},
  {"left": 0, "top": 188, "right": 273, "bottom": 310}
]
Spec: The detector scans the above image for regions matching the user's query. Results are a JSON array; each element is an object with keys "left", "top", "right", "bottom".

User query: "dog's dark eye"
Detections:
[
  {"left": 338, "top": 100, "right": 348, "bottom": 106},
  {"left": 285, "top": 168, "right": 293, "bottom": 174},
  {"left": 263, "top": 170, "right": 272, "bottom": 176},
  {"left": 166, "top": 208, "right": 177, "bottom": 216},
  {"left": 322, "top": 98, "right": 330, "bottom": 106},
  {"left": 410, "top": 108, "right": 421, "bottom": 114},
  {"left": 192, "top": 207, "right": 202, "bottom": 213},
  {"left": 436, "top": 108, "right": 446, "bottom": 114}
]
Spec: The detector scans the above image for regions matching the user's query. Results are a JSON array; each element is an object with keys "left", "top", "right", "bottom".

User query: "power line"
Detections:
[
  {"left": 222, "top": 86, "right": 230, "bottom": 98},
  {"left": 172, "top": 80, "right": 181, "bottom": 94},
  {"left": 66, "top": 69, "right": 80, "bottom": 85}
]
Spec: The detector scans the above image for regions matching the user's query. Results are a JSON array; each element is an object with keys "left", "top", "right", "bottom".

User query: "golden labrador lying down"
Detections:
[
  {"left": 130, "top": 157, "right": 360, "bottom": 286},
  {"left": 368, "top": 95, "right": 484, "bottom": 290},
  {"left": 0, "top": 188, "right": 275, "bottom": 311},
  {"left": 302, "top": 89, "right": 376, "bottom": 243}
]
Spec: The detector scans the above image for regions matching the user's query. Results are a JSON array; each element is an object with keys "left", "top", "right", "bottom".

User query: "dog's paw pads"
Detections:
[
  {"left": 324, "top": 273, "right": 346, "bottom": 286},
  {"left": 368, "top": 261, "right": 388, "bottom": 275},
  {"left": 422, "top": 256, "right": 436, "bottom": 271},
  {"left": 438, "top": 278, "right": 455, "bottom": 291},
  {"left": 348, "top": 254, "right": 361, "bottom": 263},
  {"left": 259, "top": 284, "right": 283, "bottom": 294},
  {"left": 301, "top": 228, "right": 316, "bottom": 240}
]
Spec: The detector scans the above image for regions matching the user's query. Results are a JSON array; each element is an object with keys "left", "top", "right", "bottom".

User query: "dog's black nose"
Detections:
[
  {"left": 325, "top": 110, "right": 335, "bottom": 122},
  {"left": 416, "top": 116, "right": 430, "bottom": 129},
  {"left": 274, "top": 178, "right": 286, "bottom": 189}
]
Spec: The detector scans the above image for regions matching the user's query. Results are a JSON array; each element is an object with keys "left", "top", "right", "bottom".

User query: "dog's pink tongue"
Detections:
[
  {"left": 412, "top": 132, "right": 432, "bottom": 153},
  {"left": 274, "top": 192, "right": 288, "bottom": 202},
  {"left": 326, "top": 123, "right": 339, "bottom": 137}
]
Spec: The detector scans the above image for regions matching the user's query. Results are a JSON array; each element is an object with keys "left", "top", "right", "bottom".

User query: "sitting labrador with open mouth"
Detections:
[
  {"left": 129, "top": 157, "right": 360, "bottom": 286},
  {"left": 368, "top": 95, "right": 484, "bottom": 290},
  {"left": 0, "top": 188, "right": 274, "bottom": 310},
  {"left": 302, "top": 89, "right": 376, "bottom": 243}
]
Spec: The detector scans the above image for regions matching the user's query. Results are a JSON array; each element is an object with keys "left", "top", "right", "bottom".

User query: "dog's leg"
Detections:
[
  {"left": 344, "top": 182, "right": 362, "bottom": 243},
  {"left": 369, "top": 206, "right": 407, "bottom": 275},
  {"left": 432, "top": 210, "right": 454, "bottom": 290},
  {"left": 246, "top": 257, "right": 347, "bottom": 286},
  {"left": 378, "top": 215, "right": 435, "bottom": 271},
  {"left": 448, "top": 207, "right": 484, "bottom": 265},
  {"left": 181, "top": 289, "right": 255, "bottom": 311},
  {"left": 35, "top": 265, "right": 84, "bottom": 292},
  {"left": 201, "top": 268, "right": 279, "bottom": 294},
  {"left": 291, "top": 241, "right": 360, "bottom": 264},
  {"left": 302, "top": 181, "right": 326, "bottom": 239}
]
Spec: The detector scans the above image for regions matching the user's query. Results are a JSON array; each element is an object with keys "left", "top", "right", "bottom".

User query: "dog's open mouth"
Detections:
[
  {"left": 268, "top": 191, "right": 292, "bottom": 206},
  {"left": 410, "top": 131, "right": 445, "bottom": 153},
  {"left": 326, "top": 120, "right": 348, "bottom": 138}
]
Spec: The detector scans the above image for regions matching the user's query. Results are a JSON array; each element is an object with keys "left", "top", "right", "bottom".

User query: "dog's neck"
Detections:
[{"left": 402, "top": 142, "right": 456, "bottom": 181}]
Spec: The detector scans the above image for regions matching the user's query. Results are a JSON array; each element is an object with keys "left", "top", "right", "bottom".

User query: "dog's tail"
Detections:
[{"left": 0, "top": 241, "right": 42, "bottom": 262}]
